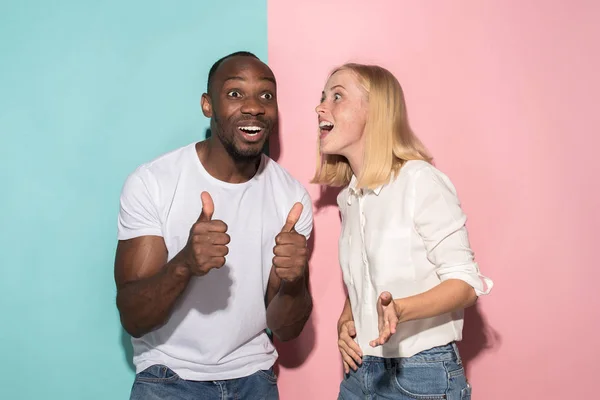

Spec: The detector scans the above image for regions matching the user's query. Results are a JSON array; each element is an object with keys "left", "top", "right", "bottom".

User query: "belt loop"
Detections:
[
  {"left": 452, "top": 342, "right": 462, "bottom": 365},
  {"left": 384, "top": 358, "right": 393, "bottom": 370}
]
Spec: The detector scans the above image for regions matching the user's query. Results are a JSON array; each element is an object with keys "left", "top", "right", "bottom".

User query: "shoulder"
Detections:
[
  {"left": 261, "top": 155, "right": 311, "bottom": 198},
  {"left": 398, "top": 160, "right": 454, "bottom": 188},
  {"left": 398, "top": 160, "right": 437, "bottom": 177},
  {"left": 262, "top": 156, "right": 314, "bottom": 236},
  {"left": 139, "top": 142, "right": 195, "bottom": 180},
  {"left": 398, "top": 160, "right": 460, "bottom": 201},
  {"left": 123, "top": 142, "right": 195, "bottom": 189}
]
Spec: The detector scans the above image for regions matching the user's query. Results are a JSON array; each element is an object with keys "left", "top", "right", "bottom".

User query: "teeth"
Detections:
[
  {"left": 319, "top": 121, "right": 334, "bottom": 128},
  {"left": 239, "top": 126, "right": 262, "bottom": 133}
]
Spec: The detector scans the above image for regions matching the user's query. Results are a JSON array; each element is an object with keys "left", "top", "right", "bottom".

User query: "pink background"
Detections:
[{"left": 268, "top": 1, "right": 600, "bottom": 399}]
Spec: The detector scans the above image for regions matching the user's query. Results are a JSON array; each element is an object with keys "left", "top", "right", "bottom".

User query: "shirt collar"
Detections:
[{"left": 347, "top": 176, "right": 383, "bottom": 204}]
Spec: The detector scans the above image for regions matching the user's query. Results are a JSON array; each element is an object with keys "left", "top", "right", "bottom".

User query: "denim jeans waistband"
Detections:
[{"left": 361, "top": 342, "right": 461, "bottom": 366}]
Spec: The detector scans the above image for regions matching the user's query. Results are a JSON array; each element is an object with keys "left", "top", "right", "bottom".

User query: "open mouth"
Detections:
[
  {"left": 237, "top": 125, "right": 265, "bottom": 142},
  {"left": 319, "top": 121, "right": 334, "bottom": 137}
]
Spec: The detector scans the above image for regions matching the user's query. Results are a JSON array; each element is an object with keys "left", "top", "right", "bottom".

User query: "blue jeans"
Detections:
[
  {"left": 338, "top": 343, "right": 472, "bottom": 400},
  {"left": 130, "top": 364, "right": 279, "bottom": 400}
]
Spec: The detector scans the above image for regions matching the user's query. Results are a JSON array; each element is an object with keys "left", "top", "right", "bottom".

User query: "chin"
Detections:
[
  {"left": 319, "top": 143, "right": 340, "bottom": 156},
  {"left": 234, "top": 143, "right": 265, "bottom": 159}
]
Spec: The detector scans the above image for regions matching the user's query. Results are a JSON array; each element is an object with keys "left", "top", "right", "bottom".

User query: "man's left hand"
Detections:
[{"left": 272, "top": 203, "right": 307, "bottom": 282}]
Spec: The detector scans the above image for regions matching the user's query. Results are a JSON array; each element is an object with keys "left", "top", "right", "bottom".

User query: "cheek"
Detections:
[
  {"left": 265, "top": 104, "right": 278, "bottom": 122},
  {"left": 335, "top": 108, "right": 365, "bottom": 142}
]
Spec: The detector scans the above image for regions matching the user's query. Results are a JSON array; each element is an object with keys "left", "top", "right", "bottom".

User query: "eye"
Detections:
[
  {"left": 227, "top": 90, "right": 241, "bottom": 98},
  {"left": 334, "top": 93, "right": 342, "bottom": 101},
  {"left": 261, "top": 92, "right": 274, "bottom": 100}
]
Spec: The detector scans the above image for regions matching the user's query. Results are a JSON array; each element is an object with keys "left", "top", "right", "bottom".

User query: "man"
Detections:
[{"left": 114, "top": 51, "right": 313, "bottom": 399}]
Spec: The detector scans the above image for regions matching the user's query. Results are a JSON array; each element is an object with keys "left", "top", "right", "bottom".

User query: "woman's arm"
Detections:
[
  {"left": 395, "top": 279, "right": 477, "bottom": 323},
  {"left": 370, "top": 165, "right": 492, "bottom": 347}
]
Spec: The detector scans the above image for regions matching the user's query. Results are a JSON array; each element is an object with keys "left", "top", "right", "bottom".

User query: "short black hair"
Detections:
[{"left": 206, "top": 51, "right": 259, "bottom": 94}]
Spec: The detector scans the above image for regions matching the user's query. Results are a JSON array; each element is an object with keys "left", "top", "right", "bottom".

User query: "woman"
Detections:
[{"left": 312, "top": 63, "right": 493, "bottom": 400}]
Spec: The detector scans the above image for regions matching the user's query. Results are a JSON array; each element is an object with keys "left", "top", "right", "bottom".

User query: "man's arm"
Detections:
[
  {"left": 115, "top": 236, "right": 192, "bottom": 338},
  {"left": 264, "top": 201, "right": 313, "bottom": 342},
  {"left": 265, "top": 261, "right": 312, "bottom": 342},
  {"left": 115, "top": 191, "right": 229, "bottom": 338}
]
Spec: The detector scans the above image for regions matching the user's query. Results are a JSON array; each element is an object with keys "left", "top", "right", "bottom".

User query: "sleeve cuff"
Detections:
[
  {"left": 439, "top": 269, "right": 494, "bottom": 296},
  {"left": 117, "top": 228, "right": 163, "bottom": 241}
]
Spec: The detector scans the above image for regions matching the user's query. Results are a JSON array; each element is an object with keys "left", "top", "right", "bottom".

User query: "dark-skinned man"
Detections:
[{"left": 114, "top": 51, "right": 313, "bottom": 400}]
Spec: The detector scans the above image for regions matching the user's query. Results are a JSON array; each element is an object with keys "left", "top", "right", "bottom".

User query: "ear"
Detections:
[{"left": 201, "top": 93, "right": 213, "bottom": 118}]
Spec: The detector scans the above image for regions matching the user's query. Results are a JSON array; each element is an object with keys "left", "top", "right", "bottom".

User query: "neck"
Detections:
[
  {"left": 344, "top": 146, "right": 364, "bottom": 184},
  {"left": 197, "top": 138, "right": 261, "bottom": 184}
]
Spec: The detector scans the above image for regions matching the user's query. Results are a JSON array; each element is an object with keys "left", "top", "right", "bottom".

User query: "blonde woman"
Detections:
[{"left": 312, "top": 63, "right": 493, "bottom": 400}]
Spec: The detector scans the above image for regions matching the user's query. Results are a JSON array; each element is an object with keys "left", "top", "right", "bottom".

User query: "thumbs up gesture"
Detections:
[
  {"left": 183, "top": 191, "right": 230, "bottom": 276},
  {"left": 272, "top": 202, "right": 308, "bottom": 282}
]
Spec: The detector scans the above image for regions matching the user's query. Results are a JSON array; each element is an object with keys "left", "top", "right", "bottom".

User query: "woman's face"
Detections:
[{"left": 315, "top": 69, "right": 368, "bottom": 159}]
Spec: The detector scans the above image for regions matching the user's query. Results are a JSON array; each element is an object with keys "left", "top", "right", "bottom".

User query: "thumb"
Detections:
[
  {"left": 198, "top": 191, "right": 214, "bottom": 222},
  {"left": 348, "top": 323, "right": 356, "bottom": 337},
  {"left": 281, "top": 202, "right": 303, "bottom": 232},
  {"left": 379, "top": 291, "right": 393, "bottom": 307}
]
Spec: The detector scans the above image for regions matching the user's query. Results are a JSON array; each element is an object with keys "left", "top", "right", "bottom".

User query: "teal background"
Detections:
[{"left": 0, "top": 1, "right": 267, "bottom": 399}]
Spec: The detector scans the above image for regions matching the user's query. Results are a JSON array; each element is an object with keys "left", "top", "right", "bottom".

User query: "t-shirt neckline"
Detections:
[{"left": 190, "top": 142, "right": 266, "bottom": 189}]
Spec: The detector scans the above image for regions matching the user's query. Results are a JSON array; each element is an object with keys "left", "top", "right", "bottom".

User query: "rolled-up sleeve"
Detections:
[{"left": 413, "top": 166, "right": 493, "bottom": 296}]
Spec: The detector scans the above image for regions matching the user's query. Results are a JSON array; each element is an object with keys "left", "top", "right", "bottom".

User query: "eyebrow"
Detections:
[
  {"left": 224, "top": 76, "right": 276, "bottom": 85},
  {"left": 322, "top": 85, "right": 346, "bottom": 95}
]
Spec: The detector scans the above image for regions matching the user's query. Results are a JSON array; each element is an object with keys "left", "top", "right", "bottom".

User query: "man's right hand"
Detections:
[
  {"left": 183, "top": 191, "right": 230, "bottom": 276},
  {"left": 338, "top": 319, "right": 363, "bottom": 374}
]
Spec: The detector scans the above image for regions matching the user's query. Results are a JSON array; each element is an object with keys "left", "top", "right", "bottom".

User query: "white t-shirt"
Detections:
[{"left": 117, "top": 142, "right": 313, "bottom": 381}]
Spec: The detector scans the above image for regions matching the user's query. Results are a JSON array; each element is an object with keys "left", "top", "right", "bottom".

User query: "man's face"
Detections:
[{"left": 202, "top": 56, "right": 278, "bottom": 161}]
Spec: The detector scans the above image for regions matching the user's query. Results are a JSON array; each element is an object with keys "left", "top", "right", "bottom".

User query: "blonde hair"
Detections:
[{"left": 311, "top": 63, "right": 432, "bottom": 189}]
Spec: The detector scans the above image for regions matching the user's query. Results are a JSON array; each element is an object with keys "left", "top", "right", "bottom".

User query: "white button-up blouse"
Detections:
[{"left": 337, "top": 160, "right": 493, "bottom": 358}]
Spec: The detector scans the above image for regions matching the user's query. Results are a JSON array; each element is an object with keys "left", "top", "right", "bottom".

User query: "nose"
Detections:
[
  {"left": 240, "top": 96, "right": 265, "bottom": 116},
  {"left": 315, "top": 102, "right": 326, "bottom": 114}
]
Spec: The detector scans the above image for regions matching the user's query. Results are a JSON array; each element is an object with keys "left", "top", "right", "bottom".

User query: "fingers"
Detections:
[
  {"left": 338, "top": 322, "right": 362, "bottom": 371},
  {"left": 199, "top": 244, "right": 229, "bottom": 258},
  {"left": 275, "top": 231, "right": 307, "bottom": 247},
  {"left": 338, "top": 335, "right": 361, "bottom": 371},
  {"left": 340, "top": 347, "right": 359, "bottom": 372},
  {"left": 198, "top": 191, "right": 214, "bottom": 222},
  {"left": 369, "top": 313, "right": 399, "bottom": 347},
  {"left": 192, "top": 220, "right": 228, "bottom": 234},
  {"left": 197, "top": 256, "right": 226, "bottom": 272},
  {"left": 339, "top": 336, "right": 362, "bottom": 365},
  {"left": 370, "top": 329, "right": 390, "bottom": 348},
  {"left": 273, "top": 243, "right": 308, "bottom": 257},
  {"left": 271, "top": 263, "right": 304, "bottom": 281},
  {"left": 371, "top": 293, "right": 399, "bottom": 348},
  {"left": 281, "top": 202, "right": 303, "bottom": 232},
  {"left": 390, "top": 316, "right": 397, "bottom": 335},
  {"left": 343, "top": 361, "right": 350, "bottom": 375},
  {"left": 346, "top": 335, "right": 363, "bottom": 357},
  {"left": 272, "top": 255, "right": 306, "bottom": 270},
  {"left": 192, "top": 232, "right": 231, "bottom": 246}
]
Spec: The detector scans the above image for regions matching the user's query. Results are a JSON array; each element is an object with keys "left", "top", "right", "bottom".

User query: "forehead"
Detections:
[
  {"left": 213, "top": 56, "right": 276, "bottom": 89},
  {"left": 326, "top": 69, "right": 362, "bottom": 91}
]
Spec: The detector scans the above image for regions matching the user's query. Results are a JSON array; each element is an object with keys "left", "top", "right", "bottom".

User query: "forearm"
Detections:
[
  {"left": 266, "top": 276, "right": 313, "bottom": 342},
  {"left": 395, "top": 279, "right": 477, "bottom": 323},
  {"left": 117, "top": 255, "right": 191, "bottom": 338},
  {"left": 337, "top": 295, "right": 354, "bottom": 330}
]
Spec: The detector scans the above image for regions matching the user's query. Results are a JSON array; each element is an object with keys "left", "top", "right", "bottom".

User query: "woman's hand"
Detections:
[
  {"left": 338, "top": 319, "right": 363, "bottom": 374},
  {"left": 369, "top": 291, "right": 401, "bottom": 347}
]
